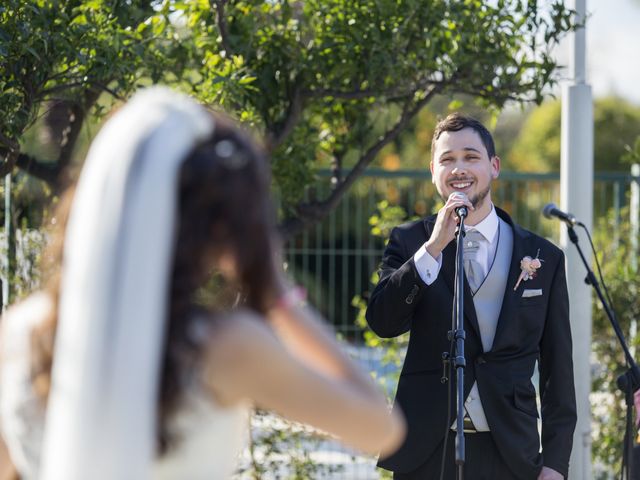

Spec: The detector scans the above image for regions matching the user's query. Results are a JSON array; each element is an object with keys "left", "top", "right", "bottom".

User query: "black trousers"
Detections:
[
  {"left": 632, "top": 445, "right": 640, "bottom": 480},
  {"left": 393, "top": 432, "right": 519, "bottom": 480}
]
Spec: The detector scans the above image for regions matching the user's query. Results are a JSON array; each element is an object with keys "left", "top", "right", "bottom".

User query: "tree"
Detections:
[
  {"left": 0, "top": 0, "right": 190, "bottom": 187},
  {"left": 187, "top": 0, "right": 577, "bottom": 236},
  {"left": 507, "top": 97, "right": 640, "bottom": 172},
  {"left": 1, "top": 0, "right": 577, "bottom": 237}
]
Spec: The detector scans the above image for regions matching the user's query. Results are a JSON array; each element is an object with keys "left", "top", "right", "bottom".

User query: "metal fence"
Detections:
[
  {"left": 263, "top": 169, "right": 639, "bottom": 479},
  {"left": 284, "top": 169, "right": 636, "bottom": 337}
]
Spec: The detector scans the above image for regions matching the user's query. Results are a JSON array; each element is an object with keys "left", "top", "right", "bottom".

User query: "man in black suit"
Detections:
[{"left": 366, "top": 113, "right": 576, "bottom": 480}]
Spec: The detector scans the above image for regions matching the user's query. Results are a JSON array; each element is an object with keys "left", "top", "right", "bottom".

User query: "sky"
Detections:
[{"left": 555, "top": 0, "right": 640, "bottom": 105}]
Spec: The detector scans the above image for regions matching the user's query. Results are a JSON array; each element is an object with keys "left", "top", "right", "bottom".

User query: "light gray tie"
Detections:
[{"left": 463, "top": 229, "right": 485, "bottom": 292}]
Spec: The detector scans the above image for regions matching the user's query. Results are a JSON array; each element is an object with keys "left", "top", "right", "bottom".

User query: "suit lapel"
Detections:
[
  {"left": 424, "top": 218, "right": 481, "bottom": 340},
  {"left": 490, "top": 210, "right": 530, "bottom": 351}
]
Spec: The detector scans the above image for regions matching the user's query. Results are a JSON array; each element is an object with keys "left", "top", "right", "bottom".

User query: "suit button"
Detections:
[
  {"left": 405, "top": 295, "right": 414, "bottom": 304},
  {"left": 476, "top": 356, "right": 486, "bottom": 365}
]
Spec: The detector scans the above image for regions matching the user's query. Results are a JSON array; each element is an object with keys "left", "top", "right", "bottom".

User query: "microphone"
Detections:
[
  {"left": 455, "top": 205, "right": 468, "bottom": 219},
  {"left": 449, "top": 192, "right": 468, "bottom": 219},
  {"left": 542, "top": 203, "right": 578, "bottom": 226}
]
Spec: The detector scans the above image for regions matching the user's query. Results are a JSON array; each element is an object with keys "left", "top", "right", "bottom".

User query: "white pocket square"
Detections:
[{"left": 522, "top": 289, "right": 542, "bottom": 298}]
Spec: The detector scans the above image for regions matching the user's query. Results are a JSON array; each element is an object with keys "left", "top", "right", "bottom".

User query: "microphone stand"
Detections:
[
  {"left": 452, "top": 211, "right": 468, "bottom": 480},
  {"left": 566, "top": 224, "right": 640, "bottom": 479}
]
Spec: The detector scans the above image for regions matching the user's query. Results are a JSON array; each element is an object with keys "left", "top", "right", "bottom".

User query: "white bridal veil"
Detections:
[{"left": 39, "top": 88, "right": 214, "bottom": 479}]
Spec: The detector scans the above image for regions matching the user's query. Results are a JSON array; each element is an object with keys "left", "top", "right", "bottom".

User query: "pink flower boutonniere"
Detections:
[{"left": 513, "top": 249, "right": 543, "bottom": 291}]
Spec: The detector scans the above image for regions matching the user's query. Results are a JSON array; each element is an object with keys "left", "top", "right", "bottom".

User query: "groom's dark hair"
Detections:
[{"left": 431, "top": 113, "right": 496, "bottom": 160}]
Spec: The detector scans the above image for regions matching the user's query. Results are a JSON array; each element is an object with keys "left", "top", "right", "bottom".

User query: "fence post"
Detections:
[{"left": 2, "top": 173, "right": 11, "bottom": 312}]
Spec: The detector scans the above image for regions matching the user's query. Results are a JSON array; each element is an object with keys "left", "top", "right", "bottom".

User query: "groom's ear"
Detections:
[{"left": 490, "top": 156, "right": 500, "bottom": 179}]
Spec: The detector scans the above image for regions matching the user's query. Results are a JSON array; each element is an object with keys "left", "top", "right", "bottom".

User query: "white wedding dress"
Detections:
[{"left": 0, "top": 293, "right": 250, "bottom": 480}]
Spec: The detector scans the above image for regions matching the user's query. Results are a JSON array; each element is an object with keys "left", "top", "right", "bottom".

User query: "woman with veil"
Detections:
[{"left": 0, "top": 87, "right": 405, "bottom": 479}]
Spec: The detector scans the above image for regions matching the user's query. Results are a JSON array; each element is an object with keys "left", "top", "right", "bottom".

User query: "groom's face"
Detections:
[{"left": 430, "top": 127, "right": 500, "bottom": 210}]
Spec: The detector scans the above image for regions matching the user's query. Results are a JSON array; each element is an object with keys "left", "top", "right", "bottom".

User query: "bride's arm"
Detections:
[
  {"left": 203, "top": 310, "right": 406, "bottom": 457},
  {"left": 266, "top": 291, "right": 375, "bottom": 389}
]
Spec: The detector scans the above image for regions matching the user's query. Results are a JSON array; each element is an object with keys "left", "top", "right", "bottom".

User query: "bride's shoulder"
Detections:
[
  {"left": 205, "top": 309, "right": 276, "bottom": 355},
  {"left": 200, "top": 309, "right": 280, "bottom": 405},
  {"left": 1, "top": 291, "right": 53, "bottom": 339}
]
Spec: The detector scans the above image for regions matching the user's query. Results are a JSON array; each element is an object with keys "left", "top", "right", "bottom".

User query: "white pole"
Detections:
[
  {"left": 562, "top": 1, "right": 593, "bottom": 479},
  {"left": 630, "top": 164, "right": 639, "bottom": 359},
  {"left": 631, "top": 164, "right": 639, "bottom": 273}
]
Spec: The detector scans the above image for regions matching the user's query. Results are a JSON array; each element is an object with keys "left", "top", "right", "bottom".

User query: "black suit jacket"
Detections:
[{"left": 366, "top": 208, "right": 577, "bottom": 479}]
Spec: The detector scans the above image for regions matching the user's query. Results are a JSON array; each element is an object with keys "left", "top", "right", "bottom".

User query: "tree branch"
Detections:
[
  {"left": 0, "top": 131, "right": 19, "bottom": 152},
  {"left": 56, "top": 88, "right": 101, "bottom": 172},
  {"left": 300, "top": 88, "right": 378, "bottom": 100},
  {"left": 40, "top": 81, "right": 87, "bottom": 96},
  {"left": 301, "top": 78, "right": 444, "bottom": 102},
  {"left": 454, "top": 86, "right": 526, "bottom": 104},
  {"left": 0, "top": 88, "right": 102, "bottom": 186},
  {"left": 211, "top": 0, "right": 233, "bottom": 56},
  {"left": 0, "top": 133, "right": 21, "bottom": 176},
  {"left": 280, "top": 84, "right": 443, "bottom": 238},
  {"left": 0, "top": 149, "right": 62, "bottom": 184},
  {"left": 41, "top": 80, "right": 123, "bottom": 100},
  {"left": 15, "top": 153, "right": 62, "bottom": 185},
  {"left": 268, "top": 77, "right": 444, "bottom": 157},
  {"left": 266, "top": 88, "right": 303, "bottom": 152},
  {"left": 0, "top": 151, "right": 19, "bottom": 178},
  {"left": 91, "top": 81, "right": 125, "bottom": 100}
]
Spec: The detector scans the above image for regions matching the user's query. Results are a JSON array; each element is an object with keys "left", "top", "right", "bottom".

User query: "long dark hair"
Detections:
[{"left": 31, "top": 111, "right": 280, "bottom": 455}]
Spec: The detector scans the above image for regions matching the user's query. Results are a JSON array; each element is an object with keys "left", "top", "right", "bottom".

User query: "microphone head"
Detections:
[
  {"left": 449, "top": 191, "right": 468, "bottom": 202},
  {"left": 450, "top": 192, "right": 469, "bottom": 218},
  {"left": 542, "top": 203, "right": 557, "bottom": 219},
  {"left": 455, "top": 205, "right": 468, "bottom": 218}
]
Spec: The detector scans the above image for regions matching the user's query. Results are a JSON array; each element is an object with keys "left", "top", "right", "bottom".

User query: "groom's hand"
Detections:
[
  {"left": 537, "top": 466, "right": 563, "bottom": 480},
  {"left": 425, "top": 192, "right": 473, "bottom": 259}
]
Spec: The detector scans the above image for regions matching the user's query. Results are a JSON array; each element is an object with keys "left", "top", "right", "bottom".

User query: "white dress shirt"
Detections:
[{"left": 414, "top": 205, "right": 499, "bottom": 285}]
